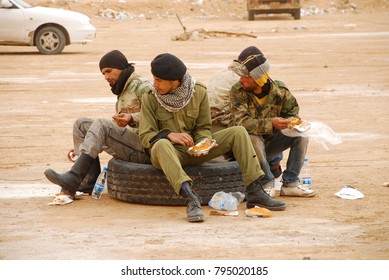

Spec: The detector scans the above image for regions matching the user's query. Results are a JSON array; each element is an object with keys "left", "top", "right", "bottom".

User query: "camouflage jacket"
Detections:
[
  {"left": 230, "top": 80, "right": 299, "bottom": 139},
  {"left": 116, "top": 72, "right": 152, "bottom": 131}
]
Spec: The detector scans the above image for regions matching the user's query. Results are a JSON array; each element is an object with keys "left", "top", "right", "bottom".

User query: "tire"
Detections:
[
  {"left": 34, "top": 26, "right": 66, "bottom": 54},
  {"left": 248, "top": 10, "right": 255, "bottom": 21},
  {"left": 107, "top": 158, "right": 245, "bottom": 206},
  {"left": 292, "top": 9, "right": 301, "bottom": 20}
]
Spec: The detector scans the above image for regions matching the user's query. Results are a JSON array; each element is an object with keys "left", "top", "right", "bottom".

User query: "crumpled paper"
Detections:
[
  {"left": 335, "top": 185, "right": 364, "bottom": 200},
  {"left": 48, "top": 194, "right": 73, "bottom": 206}
]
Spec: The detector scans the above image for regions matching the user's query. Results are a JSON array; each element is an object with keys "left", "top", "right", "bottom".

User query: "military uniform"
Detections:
[
  {"left": 74, "top": 73, "right": 151, "bottom": 163},
  {"left": 230, "top": 80, "right": 308, "bottom": 185},
  {"left": 139, "top": 82, "right": 264, "bottom": 194}
]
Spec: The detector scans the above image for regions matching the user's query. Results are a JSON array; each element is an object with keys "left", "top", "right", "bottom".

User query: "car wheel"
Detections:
[
  {"left": 34, "top": 26, "right": 66, "bottom": 54},
  {"left": 107, "top": 158, "right": 245, "bottom": 206}
]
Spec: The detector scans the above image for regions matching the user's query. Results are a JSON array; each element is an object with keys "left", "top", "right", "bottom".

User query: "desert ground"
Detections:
[{"left": 0, "top": 0, "right": 388, "bottom": 265}]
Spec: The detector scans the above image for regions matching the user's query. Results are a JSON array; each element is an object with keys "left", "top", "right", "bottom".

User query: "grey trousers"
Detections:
[{"left": 73, "top": 117, "right": 150, "bottom": 163}]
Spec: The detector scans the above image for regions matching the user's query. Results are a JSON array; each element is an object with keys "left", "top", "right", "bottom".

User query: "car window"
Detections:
[
  {"left": 1, "top": 0, "right": 31, "bottom": 9},
  {"left": 13, "top": 0, "right": 31, "bottom": 7}
]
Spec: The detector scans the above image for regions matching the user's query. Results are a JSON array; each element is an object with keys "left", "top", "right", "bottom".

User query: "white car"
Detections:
[{"left": 0, "top": 0, "right": 96, "bottom": 54}]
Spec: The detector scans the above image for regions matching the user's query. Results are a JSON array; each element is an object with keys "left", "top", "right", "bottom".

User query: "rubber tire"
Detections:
[
  {"left": 293, "top": 9, "right": 301, "bottom": 20},
  {"left": 248, "top": 11, "right": 255, "bottom": 21},
  {"left": 107, "top": 158, "right": 245, "bottom": 206},
  {"left": 35, "top": 26, "right": 66, "bottom": 54}
]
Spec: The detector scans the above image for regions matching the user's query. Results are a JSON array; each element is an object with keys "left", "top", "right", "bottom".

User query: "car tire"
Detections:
[
  {"left": 34, "top": 26, "right": 66, "bottom": 54},
  {"left": 107, "top": 158, "right": 245, "bottom": 206}
]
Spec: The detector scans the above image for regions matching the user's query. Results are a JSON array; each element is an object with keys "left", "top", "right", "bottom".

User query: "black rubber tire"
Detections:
[
  {"left": 35, "top": 26, "right": 66, "bottom": 54},
  {"left": 248, "top": 11, "right": 255, "bottom": 21},
  {"left": 293, "top": 9, "right": 301, "bottom": 20},
  {"left": 107, "top": 158, "right": 245, "bottom": 206}
]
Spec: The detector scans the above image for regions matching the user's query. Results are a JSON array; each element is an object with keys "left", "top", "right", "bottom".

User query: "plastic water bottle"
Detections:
[
  {"left": 301, "top": 158, "right": 312, "bottom": 188},
  {"left": 91, "top": 167, "right": 109, "bottom": 199}
]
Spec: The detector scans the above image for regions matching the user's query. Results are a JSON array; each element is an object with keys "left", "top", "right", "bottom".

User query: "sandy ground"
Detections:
[{"left": 0, "top": 0, "right": 388, "bottom": 261}]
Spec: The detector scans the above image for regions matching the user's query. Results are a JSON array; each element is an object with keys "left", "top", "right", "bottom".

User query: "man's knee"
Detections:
[
  {"left": 73, "top": 117, "right": 93, "bottom": 133},
  {"left": 151, "top": 139, "right": 172, "bottom": 156}
]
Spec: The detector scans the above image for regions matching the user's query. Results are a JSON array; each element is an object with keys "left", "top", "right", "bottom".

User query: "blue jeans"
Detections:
[{"left": 250, "top": 131, "right": 308, "bottom": 184}]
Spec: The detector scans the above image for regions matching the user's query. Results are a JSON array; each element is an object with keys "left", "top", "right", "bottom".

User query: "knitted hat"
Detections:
[
  {"left": 151, "top": 53, "right": 187, "bottom": 80},
  {"left": 242, "top": 53, "right": 268, "bottom": 72},
  {"left": 237, "top": 46, "right": 263, "bottom": 62},
  {"left": 99, "top": 50, "right": 130, "bottom": 71},
  {"left": 231, "top": 54, "right": 270, "bottom": 87},
  {"left": 228, "top": 46, "right": 264, "bottom": 71}
]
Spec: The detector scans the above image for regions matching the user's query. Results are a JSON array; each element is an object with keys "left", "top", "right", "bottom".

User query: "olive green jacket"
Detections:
[
  {"left": 139, "top": 82, "right": 212, "bottom": 149},
  {"left": 230, "top": 80, "right": 299, "bottom": 139}
]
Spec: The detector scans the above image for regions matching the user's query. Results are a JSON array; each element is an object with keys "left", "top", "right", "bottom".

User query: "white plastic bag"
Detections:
[
  {"left": 208, "top": 191, "right": 245, "bottom": 211},
  {"left": 282, "top": 121, "right": 342, "bottom": 150},
  {"left": 335, "top": 185, "right": 364, "bottom": 200}
]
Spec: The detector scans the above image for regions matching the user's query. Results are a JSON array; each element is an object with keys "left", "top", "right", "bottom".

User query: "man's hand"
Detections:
[
  {"left": 272, "top": 117, "right": 290, "bottom": 130},
  {"left": 112, "top": 113, "right": 132, "bottom": 127},
  {"left": 167, "top": 132, "right": 194, "bottom": 147}
]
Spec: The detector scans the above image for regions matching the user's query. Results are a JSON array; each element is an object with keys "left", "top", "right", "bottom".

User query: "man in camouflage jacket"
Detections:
[
  {"left": 44, "top": 50, "right": 151, "bottom": 201},
  {"left": 229, "top": 50, "right": 318, "bottom": 197}
]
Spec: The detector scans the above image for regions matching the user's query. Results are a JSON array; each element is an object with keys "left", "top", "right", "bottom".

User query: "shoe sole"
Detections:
[
  {"left": 280, "top": 192, "right": 318, "bottom": 197},
  {"left": 246, "top": 203, "right": 287, "bottom": 211},
  {"left": 187, "top": 215, "right": 205, "bottom": 222}
]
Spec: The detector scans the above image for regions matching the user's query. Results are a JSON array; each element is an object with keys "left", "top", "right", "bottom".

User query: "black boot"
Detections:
[
  {"left": 44, "top": 153, "right": 95, "bottom": 196},
  {"left": 246, "top": 179, "right": 287, "bottom": 211},
  {"left": 77, "top": 156, "right": 101, "bottom": 195},
  {"left": 180, "top": 183, "right": 204, "bottom": 222}
]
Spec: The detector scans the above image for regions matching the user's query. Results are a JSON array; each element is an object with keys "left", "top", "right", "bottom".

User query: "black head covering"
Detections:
[
  {"left": 99, "top": 50, "right": 135, "bottom": 95},
  {"left": 99, "top": 50, "right": 129, "bottom": 71},
  {"left": 151, "top": 53, "right": 187, "bottom": 81}
]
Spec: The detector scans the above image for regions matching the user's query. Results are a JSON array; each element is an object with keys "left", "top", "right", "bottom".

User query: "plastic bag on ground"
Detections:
[
  {"left": 208, "top": 191, "right": 245, "bottom": 211},
  {"left": 335, "top": 185, "right": 364, "bottom": 200},
  {"left": 282, "top": 121, "right": 342, "bottom": 150}
]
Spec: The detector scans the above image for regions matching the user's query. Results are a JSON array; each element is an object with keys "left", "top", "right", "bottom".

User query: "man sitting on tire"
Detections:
[
  {"left": 44, "top": 50, "right": 151, "bottom": 203},
  {"left": 139, "top": 53, "right": 286, "bottom": 223}
]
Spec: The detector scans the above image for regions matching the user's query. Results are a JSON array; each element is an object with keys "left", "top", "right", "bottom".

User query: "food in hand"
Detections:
[
  {"left": 191, "top": 139, "right": 213, "bottom": 151},
  {"left": 288, "top": 117, "right": 302, "bottom": 127},
  {"left": 187, "top": 139, "right": 216, "bottom": 155}
]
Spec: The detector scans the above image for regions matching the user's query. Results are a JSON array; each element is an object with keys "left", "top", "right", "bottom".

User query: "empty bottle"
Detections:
[
  {"left": 301, "top": 158, "right": 312, "bottom": 188},
  {"left": 91, "top": 167, "right": 109, "bottom": 199}
]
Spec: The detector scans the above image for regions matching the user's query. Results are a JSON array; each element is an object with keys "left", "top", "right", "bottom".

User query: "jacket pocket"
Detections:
[{"left": 186, "top": 109, "right": 199, "bottom": 118}]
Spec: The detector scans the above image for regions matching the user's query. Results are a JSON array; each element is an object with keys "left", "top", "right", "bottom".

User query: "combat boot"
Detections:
[
  {"left": 44, "top": 153, "right": 95, "bottom": 196},
  {"left": 246, "top": 179, "right": 287, "bottom": 211},
  {"left": 77, "top": 156, "right": 101, "bottom": 195},
  {"left": 180, "top": 183, "right": 204, "bottom": 222}
]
